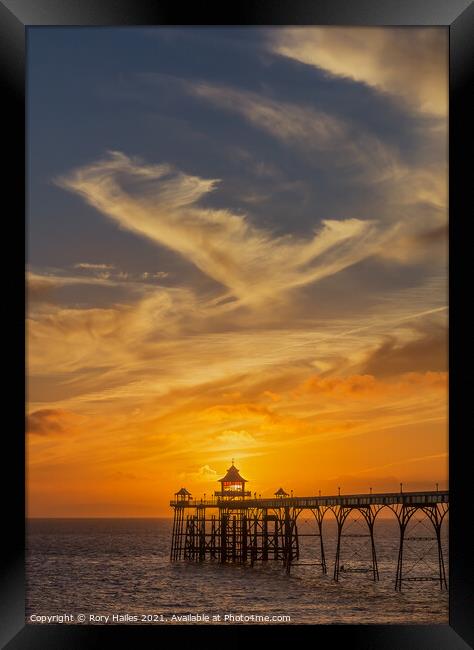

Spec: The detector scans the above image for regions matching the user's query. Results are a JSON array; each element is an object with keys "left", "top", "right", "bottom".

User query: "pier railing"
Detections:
[
  {"left": 169, "top": 489, "right": 448, "bottom": 589},
  {"left": 170, "top": 490, "right": 448, "bottom": 509}
]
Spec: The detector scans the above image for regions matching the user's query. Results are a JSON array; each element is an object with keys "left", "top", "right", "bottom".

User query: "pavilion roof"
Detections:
[
  {"left": 219, "top": 463, "right": 247, "bottom": 483},
  {"left": 175, "top": 487, "right": 192, "bottom": 496}
]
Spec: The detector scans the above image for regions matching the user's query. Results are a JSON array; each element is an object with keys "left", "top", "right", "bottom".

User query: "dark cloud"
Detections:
[
  {"left": 362, "top": 324, "right": 447, "bottom": 377},
  {"left": 27, "top": 409, "right": 73, "bottom": 436},
  {"left": 414, "top": 224, "right": 448, "bottom": 245}
]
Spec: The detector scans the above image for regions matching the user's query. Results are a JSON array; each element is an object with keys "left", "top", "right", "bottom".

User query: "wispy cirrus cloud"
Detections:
[
  {"left": 178, "top": 79, "right": 446, "bottom": 263},
  {"left": 267, "top": 27, "right": 447, "bottom": 117},
  {"left": 27, "top": 264, "right": 171, "bottom": 305},
  {"left": 27, "top": 277, "right": 446, "bottom": 420},
  {"left": 56, "top": 151, "right": 390, "bottom": 306},
  {"left": 74, "top": 262, "right": 116, "bottom": 270},
  {"left": 180, "top": 80, "right": 399, "bottom": 183}
]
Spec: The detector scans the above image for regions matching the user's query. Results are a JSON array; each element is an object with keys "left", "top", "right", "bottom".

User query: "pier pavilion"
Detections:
[{"left": 170, "top": 462, "right": 448, "bottom": 589}]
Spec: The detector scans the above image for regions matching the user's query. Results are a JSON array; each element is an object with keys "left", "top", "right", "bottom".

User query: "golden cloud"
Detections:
[
  {"left": 294, "top": 371, "right": 447, "bottom": 401},
  {"left": 269, "top": 27, "right": 447, "bottom": 117},
  {"left": 56, "top": 151, "right": 390, "bottom": 306}
]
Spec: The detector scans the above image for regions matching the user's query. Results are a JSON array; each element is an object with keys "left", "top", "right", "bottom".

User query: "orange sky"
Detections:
[{"left": 27, "top": 27, "right": 448, "bottom": 517}]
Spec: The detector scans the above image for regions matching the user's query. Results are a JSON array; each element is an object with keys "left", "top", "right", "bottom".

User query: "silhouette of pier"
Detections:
[{"left": 170, "top": 462, "right": 448, "bottom": 590}]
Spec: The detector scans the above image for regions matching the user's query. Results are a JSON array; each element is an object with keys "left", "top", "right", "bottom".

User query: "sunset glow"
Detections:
[{"left": 27, "top": 27, "right": 448, "bottom": 517}]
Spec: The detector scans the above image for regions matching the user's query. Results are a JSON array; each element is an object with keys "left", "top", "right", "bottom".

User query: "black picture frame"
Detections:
[{"left": 1, "top": 1, "right": 472, "bottom": 647}]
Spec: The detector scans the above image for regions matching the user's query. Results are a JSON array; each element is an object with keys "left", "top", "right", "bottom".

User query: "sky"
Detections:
[{"left": 27, "top": 27, "right": 448, "bottom": 517}]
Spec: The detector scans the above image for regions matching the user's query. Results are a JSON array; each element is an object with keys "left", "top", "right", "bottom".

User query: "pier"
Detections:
[{"left": 170, "top": 463, "right": 448, "bottom": 590}]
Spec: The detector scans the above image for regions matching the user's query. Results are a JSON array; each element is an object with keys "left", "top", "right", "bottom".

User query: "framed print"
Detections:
[{"left": 1, "top": 0, "right": 473, "bottom": 648}]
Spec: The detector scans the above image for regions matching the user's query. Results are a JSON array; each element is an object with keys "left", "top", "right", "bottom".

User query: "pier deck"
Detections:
[{"left": 170, "top": 489, "right": 448, "bottom": 589}]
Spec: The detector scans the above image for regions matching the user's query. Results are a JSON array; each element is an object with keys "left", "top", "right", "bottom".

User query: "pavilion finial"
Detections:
[{"left": 232, "top": 457, "right": 234, "bottom": 465}]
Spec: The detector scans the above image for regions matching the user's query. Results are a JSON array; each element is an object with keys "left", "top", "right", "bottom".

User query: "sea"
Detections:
[{"left": 26, "top": 517, "right": 448, "bottom": 625}]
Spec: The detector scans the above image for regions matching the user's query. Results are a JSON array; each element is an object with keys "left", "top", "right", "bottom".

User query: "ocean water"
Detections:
[{"left": 26, "top": 517, "right": 448, "bottom": 625}]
